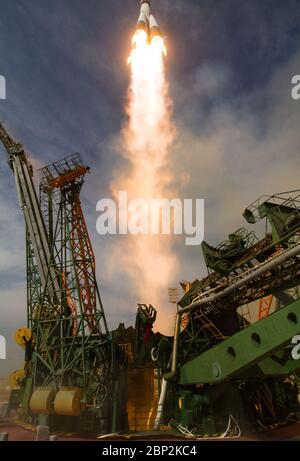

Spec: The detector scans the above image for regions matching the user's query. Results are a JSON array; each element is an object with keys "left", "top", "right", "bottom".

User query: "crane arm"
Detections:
[{"left": 0, "top": 123, "right": 60, "bottom": 296}]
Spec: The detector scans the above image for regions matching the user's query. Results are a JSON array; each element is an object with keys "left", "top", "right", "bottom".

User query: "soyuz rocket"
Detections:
[{"left": 137, "top": 1, "right": 162, "bottom": 41}]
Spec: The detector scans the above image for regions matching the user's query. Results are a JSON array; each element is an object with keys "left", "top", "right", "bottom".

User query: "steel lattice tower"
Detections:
[{"left": 30, "top": 155, "right": 110, "bottom": 394}]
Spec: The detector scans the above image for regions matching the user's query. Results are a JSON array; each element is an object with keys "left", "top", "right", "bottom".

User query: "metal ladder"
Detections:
[{"left": 193, "top": 311, "right": 225, "bottom": 340}]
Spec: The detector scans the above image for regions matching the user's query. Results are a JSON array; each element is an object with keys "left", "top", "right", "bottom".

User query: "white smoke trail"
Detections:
[{"left": 110, "top": 31, "right": 179, "bottom": 334}]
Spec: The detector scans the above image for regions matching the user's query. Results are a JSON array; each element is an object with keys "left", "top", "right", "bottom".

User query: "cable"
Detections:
[
  {"left": 220, "top": 415, "right": 241, "bottom": 438},
  {"left": 176, "top": 414, "right": 241, "bottom": 440}
]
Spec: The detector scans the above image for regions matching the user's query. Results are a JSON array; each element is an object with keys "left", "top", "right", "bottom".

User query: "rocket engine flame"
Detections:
[{"left": 110, "top": 29, "right": 178, "bottom": 335}]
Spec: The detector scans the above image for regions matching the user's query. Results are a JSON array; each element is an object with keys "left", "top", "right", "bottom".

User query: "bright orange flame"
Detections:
[
  {"left": 128, "top": 30, "right": 167, "bottom": 65},
  {"left": 109, "top": 30, "right": 178, "bottom": 335}
]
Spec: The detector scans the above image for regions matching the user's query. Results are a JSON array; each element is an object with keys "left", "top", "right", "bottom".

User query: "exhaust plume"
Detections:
[{"left": 109, "top": 30, "right": 179, "bottom": 334}]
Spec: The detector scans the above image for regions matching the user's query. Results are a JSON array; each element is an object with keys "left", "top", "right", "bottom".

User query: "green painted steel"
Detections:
[
  {"left": 179, "top": 298, "right": 300, "bottom": 385},
  {"left": 243, "top": 191, "right": 300, "bottom": 244},
  {"left": 241, "top": 353, "right": 300, "bottom": 378},
  {"left": 259, "top": 202, "right": 300, "bottom": 243},
  {"left": 201, "top": 228, "right": 258, "bottom": 275}
]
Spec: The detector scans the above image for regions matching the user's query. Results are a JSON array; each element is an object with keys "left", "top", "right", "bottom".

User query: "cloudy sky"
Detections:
[{"left": 0, "top": 0, "right": 300, "bottom": 377}]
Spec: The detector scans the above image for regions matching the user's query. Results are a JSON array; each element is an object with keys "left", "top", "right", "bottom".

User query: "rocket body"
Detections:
[
  {"left": 137, "top": 1, "right": 162, "bottom": 40},
  {"left": 137, "top": 1, "right": 150, "bottom": 32}
]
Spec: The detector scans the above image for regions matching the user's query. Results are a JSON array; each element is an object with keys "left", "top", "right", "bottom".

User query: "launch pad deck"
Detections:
[{"left": 1, "top": 419, "right": 300, "bottom": 442}]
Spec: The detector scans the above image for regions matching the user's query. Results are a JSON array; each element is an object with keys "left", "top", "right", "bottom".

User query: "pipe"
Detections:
[
  {"left": 154, "top": 353, "right": 174, "bottom": 430},
  {"left": 154, "top": 377, "right": 168, "bottom": 430},
  {"left": 181, "top": 242, "right": 300, "bottom": 314},
  {"left": 164, "top": 313, "right": 181, "bottom": 382},
  {"left": 164, "top": 242, "right": 300, "bottom": 381}
]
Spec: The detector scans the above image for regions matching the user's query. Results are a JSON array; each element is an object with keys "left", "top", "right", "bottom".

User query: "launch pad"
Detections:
[{"left": 1, "top": 123, "right": 300, "bottom": 439}]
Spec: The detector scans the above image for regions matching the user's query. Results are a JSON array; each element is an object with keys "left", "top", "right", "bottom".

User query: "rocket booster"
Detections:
[{"left": 137, "top": 1, "right": 162, "bottom": 40}]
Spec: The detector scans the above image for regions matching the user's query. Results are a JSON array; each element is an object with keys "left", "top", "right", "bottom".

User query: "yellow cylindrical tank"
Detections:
[
  {"left": 30, "top": 387, "right": 56, "bottom": 414},
  {"left": 54, "top": 387, "right": 85, "bottom": 416}
]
